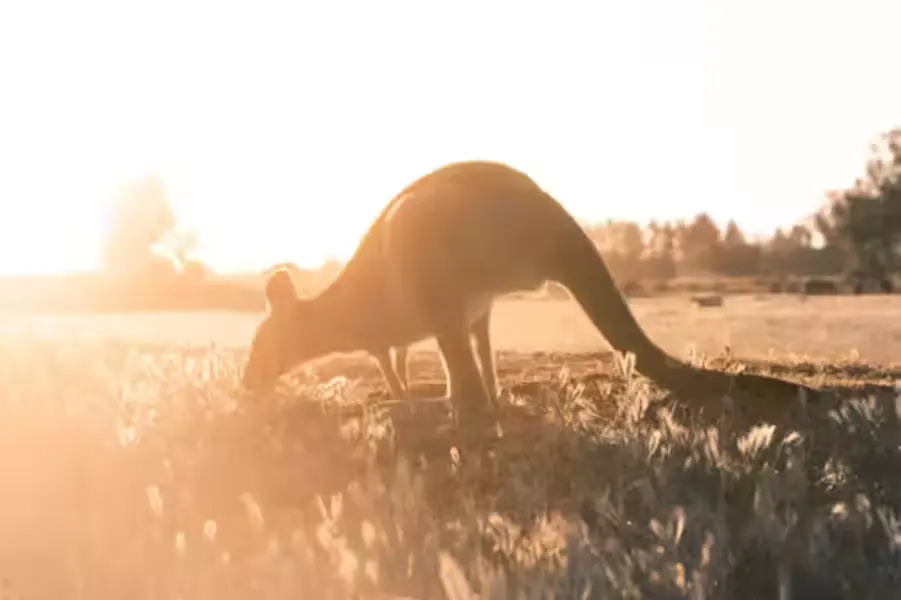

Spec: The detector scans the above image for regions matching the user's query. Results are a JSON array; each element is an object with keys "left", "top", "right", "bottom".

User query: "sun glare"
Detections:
[{"left": 0, "top": 0, "right": 898, "bottom": 276}]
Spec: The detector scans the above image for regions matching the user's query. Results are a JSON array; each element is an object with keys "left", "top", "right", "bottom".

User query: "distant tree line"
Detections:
[
  {"left": 584, "top": 215, "right": 837, "bottom": 281},
  {"left": 105, "top": 126, "right": 901, "bottom": 293},
  {"left": 585, "top": 127, "right": 901, "bottom": 287}
]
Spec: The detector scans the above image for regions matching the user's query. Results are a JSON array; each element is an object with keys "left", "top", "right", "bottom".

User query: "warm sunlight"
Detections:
[
  {"left": 0, "top": 0, "right": 899, "bottom": 275},
  {"left": 6, "top": 4, "right": 901, "bottom": 597}
]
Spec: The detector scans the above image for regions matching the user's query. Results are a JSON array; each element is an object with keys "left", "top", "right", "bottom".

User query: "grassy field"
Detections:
[
  {"left": 5, "top": 293, "right": 901, "bottom": 362},
  {"left": 3, "top": 294, "right": 901, "bottom": 598}
]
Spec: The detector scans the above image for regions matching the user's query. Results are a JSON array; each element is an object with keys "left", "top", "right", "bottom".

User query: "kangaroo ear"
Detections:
[{"left": 265, "top": 268, "right": 298, "bottom": 314}]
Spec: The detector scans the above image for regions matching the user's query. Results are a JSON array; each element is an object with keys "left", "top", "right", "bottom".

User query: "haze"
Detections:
[{"left": 0, "top": 0, "right": 897, "bottom": 275}]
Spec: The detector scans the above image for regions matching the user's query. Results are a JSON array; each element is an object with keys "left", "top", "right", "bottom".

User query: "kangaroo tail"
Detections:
[{"left": 549, "top": 216, "right": 730, "bottom": 394}]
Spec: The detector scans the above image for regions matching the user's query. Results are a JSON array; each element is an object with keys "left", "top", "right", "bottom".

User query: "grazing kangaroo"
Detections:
[{"left": 243, "top": 161, "right": 817, "bottom": 425}]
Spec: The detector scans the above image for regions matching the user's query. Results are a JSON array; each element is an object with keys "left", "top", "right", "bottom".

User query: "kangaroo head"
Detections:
[{"left": 242, "top": 268, "right": 309, "bottom": 392}]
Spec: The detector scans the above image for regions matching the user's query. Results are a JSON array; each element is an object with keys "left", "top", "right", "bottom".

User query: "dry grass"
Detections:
[
  {"left": 3, "top": 297, "right": 901, "bottom": 598},
  {"left": 2, "top": 325, "right": 901, "bottom": 598}
]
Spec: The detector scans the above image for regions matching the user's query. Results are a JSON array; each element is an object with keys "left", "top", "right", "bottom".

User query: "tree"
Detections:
[
  {"left": 103, "top": 173, "right": 201, "bottom": 279},
  {"left": 584, "top": 219, "right": 644, "bottom": 280},
  {"left": 618, "top": 221, "right": 644, "bottom": 264},
  {"left": 104, "top": 174, "right": 176, "bottom": 277},
  {"left": 680, "top": 213, "right": 721, "bottom": 272},
  {"left": 816, "top": 128, "right": 901, "bottom": 276},
  {"left": 759, "top": 223, "right": 829, "bottom": 276},
  {"left": 787, "top": 224, "right": 812, "bottom": 249},
  {"left": 660, "top": 221, "right": 677, "bottom": 258},
  {"left": 723, "top": 220, "right": 746, "bottom": 247},
  {"left": 718, "top": 220, "right": 761, "bottom": 276},
  {"left": 642, "top": 220, "right": 677, "bottom": 278}
]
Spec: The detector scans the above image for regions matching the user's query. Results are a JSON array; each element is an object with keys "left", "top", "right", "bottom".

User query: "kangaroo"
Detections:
[{"left": 242, "top": 161, "right": 818, "bottom": 425}]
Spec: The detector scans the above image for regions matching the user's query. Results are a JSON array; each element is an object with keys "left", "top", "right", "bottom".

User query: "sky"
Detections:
[{"left": 0, "top": 0, "right": 898, "bottom": 275}]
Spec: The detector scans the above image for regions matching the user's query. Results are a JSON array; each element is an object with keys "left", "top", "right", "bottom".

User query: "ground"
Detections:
[{"left": 2, "top": 294, "right": 901, "bottom": 599}]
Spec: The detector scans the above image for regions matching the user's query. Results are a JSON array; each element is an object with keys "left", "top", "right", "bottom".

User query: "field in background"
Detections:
[
  {"left": 0, "top": 271, "right": 849, "bottom": 314},
  {"left": 4, "top": 293, "right": 901, "bottom": 364},
  {"left": 2, "top": 294, "right": 901, "bottom": 598}
]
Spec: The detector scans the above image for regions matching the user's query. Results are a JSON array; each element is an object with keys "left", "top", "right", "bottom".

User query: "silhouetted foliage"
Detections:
[
  {"left": 586, "top": 215, "right": 826, "bottom": 282},
  {"left": 817, "top": 128, "right": 901, "bottom": 280},
  {"left": 643, "top": 220, "right": 677, "bottom": 279},
  {"left": 681, "top": 213, "right": 721, "bottom": 272},
  {"left": 577, "top": 128, "right": 901, "bottom": 287},
  {"left": 103, "top": 174, "right": 178, "bottom": 277},
  {"left": 717, "top": 220, "right": 761, "bottom": 276},
  {"left": 103, "top": 174, "right": 208, "bottom": 281}
]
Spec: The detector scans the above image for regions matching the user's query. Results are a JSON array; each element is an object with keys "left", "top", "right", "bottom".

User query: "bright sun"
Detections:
[{"left": 0, "top": 0, "right": 895, "bottom": 276}]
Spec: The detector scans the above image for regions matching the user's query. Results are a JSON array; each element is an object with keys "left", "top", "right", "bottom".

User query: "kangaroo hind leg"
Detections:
[
  {"left": 374, "top": 350, "right": 408, "bottom": 400},
  {"left": 435, "top": 319, "right": 493, "bottom": 426},
  {"left": 392, "top": 345, "right": 410, "bottom": 390},
  {"left": 470, "top": 312, "right": 499, "bottom": 403}
]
